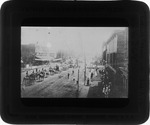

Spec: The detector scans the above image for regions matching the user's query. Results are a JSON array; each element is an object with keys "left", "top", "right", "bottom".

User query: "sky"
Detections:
[{"left": 21, "top": 27, "right": 127, "bottom": 58}]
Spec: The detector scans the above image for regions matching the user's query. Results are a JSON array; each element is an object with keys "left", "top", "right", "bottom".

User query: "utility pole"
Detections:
[
  {"left": 84, "top": 53, "right": 86, "bottom": 85},
  {"left": 77, "top": 67, "right": 79, "bottom": 94},
  {"left": 76, "top": 59, "right": 80, "bottom": 98}
]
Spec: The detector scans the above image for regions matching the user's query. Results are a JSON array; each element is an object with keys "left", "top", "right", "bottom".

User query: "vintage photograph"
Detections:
[{"left": 21, "top": 27, "right": 128, "bottom": 98}]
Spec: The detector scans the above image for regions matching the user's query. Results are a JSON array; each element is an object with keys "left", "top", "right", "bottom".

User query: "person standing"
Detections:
[
  {"left": 87, "top": 78, "right": 90, "bottom": 86},
  {"left": 68, "top": 73, "right": 70, "bottom": 79},
  {"left": 94, "top": 69, "right": 97, "bottom": 77},
  {"left": 91, "top": 72, "right": 94, "bottom": 81},
  {"left": 72, "top": 70, "right": 74, "bottom": 75},
  {"left": 26, "top": 71, "right": 29, "bottom": 77}
]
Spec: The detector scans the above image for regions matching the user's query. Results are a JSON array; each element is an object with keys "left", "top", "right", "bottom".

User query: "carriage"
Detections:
[
  {"left": 22, "top": 73, "right": 36, "bottom": 86},
  {"left": 22, "top": 70, "right": 46, "bottom": 87}
]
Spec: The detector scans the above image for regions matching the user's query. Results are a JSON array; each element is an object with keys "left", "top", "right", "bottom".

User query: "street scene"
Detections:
[{"left": 21, "top": 27, "right": 128, "bottom": 98}]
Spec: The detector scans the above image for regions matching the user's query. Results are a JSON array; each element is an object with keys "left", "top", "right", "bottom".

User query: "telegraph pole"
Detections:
[
  {"left": 77, "top": 67, "right": 79, "bottom": 95},
  {"left": 84, "top": 53, "right": 86, "bottom": 85},
  {"left": 76, "top": 59, "right": 80, "bottom": 98}
]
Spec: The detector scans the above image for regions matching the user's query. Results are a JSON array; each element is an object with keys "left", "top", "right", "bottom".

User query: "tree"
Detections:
[{"left": 21, "top": 44, "right": 35, "bottom": 65}]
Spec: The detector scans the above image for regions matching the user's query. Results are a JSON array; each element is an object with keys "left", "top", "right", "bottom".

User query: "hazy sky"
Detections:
[{"left": 21, "top": 27, "right": 126, "bottom": 57}]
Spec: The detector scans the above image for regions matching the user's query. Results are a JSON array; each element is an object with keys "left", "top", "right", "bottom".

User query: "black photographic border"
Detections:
[
  {"left": 21, "top": 18, "right": 129, "bottom": 106},
  {"left": 1, "top": 1, "right": 149, "bottom": 124}
]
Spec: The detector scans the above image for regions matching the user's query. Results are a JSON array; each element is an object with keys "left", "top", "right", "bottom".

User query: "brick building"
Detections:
[
  {"left": 102, "top": 28, "right": 128, "bottom": 69},
  {"left": 102, "top": 28, "right": 128, "bottom": 97}
]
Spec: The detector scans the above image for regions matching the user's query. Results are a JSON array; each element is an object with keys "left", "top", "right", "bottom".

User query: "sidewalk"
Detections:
[
  {"left": 87, "top": 81, "right": 104, "bottom": 98},
  {"left": 91, "top": 73, "right": 101, "bottom": 81},
  {"left": 78, "top": 74, "right": 102, "bottom": 98},
  {"left": 79, "top": 85, "right": 89, "bottom": 98}
]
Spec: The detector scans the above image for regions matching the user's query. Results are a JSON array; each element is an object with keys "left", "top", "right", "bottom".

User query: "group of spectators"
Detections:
[{"left": 101, "top": 65, "right": 126, "bottom": 97}]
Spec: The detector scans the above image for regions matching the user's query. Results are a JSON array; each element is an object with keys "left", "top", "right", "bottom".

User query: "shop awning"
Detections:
[
  {"left": 52, "top": 58, "right": 62, "bottom": 62},
  {"left": 35, "top": 56, "right": 51, "bottom": 61}
]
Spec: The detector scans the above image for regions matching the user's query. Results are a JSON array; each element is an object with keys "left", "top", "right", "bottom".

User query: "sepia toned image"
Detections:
[{"left": 21, "top": 27, "right": 128, "bottom": 98}]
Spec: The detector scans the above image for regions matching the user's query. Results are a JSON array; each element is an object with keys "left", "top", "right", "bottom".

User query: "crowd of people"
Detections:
[{"left": 84, "top": 65, "right": 115, "bottom": 98}]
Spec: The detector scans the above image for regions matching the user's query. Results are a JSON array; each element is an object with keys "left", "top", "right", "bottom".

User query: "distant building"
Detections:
[
  {"left": 35, "top": 42, "right": 56, "bottom": 63},
  {"left": 21, "top": 42, "right": 56, "bottom": 65}
]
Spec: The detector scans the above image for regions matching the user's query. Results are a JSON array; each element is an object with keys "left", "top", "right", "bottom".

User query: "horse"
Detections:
[
  {"left": 45, "top": 70, "right": 50, "bottom": 78},
  {"left": 49, "top": 68, "right": 55, "bottom": 74},
  {"left": 34, "top": 72, "right": 40, "bottom": 80},
  {"left": 22, "top": 77, "right": 28, "bottom": 85},
  {"left": 22, "top": 74, "right": 35, "bottom": 87},
  {"left": 29, "top": 73, "right": 36, "bottom": 80},
  {"left": 45, "top": 72, "right": 49, "bottom": 77},
  {"left": 28, "top": 73, "right": 35, "bottom": 85},
  {"left": 38, "top": 72, "right": 45, "bottom": 81},
  {"left": 22, "top": 76, "right": 29, "bottom": 89}
]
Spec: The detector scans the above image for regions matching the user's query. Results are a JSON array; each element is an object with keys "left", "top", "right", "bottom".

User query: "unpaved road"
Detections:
[{"left": 21, "top": 67, "right": 89, "bottom": 98}]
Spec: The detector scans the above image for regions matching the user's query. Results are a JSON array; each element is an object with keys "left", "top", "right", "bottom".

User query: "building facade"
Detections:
[
  {"left": 103, "top": 28, "right": 128, "bottom": 70},
  {"left": 102, "top": 28, "right": 128, "bottom": 96}
]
